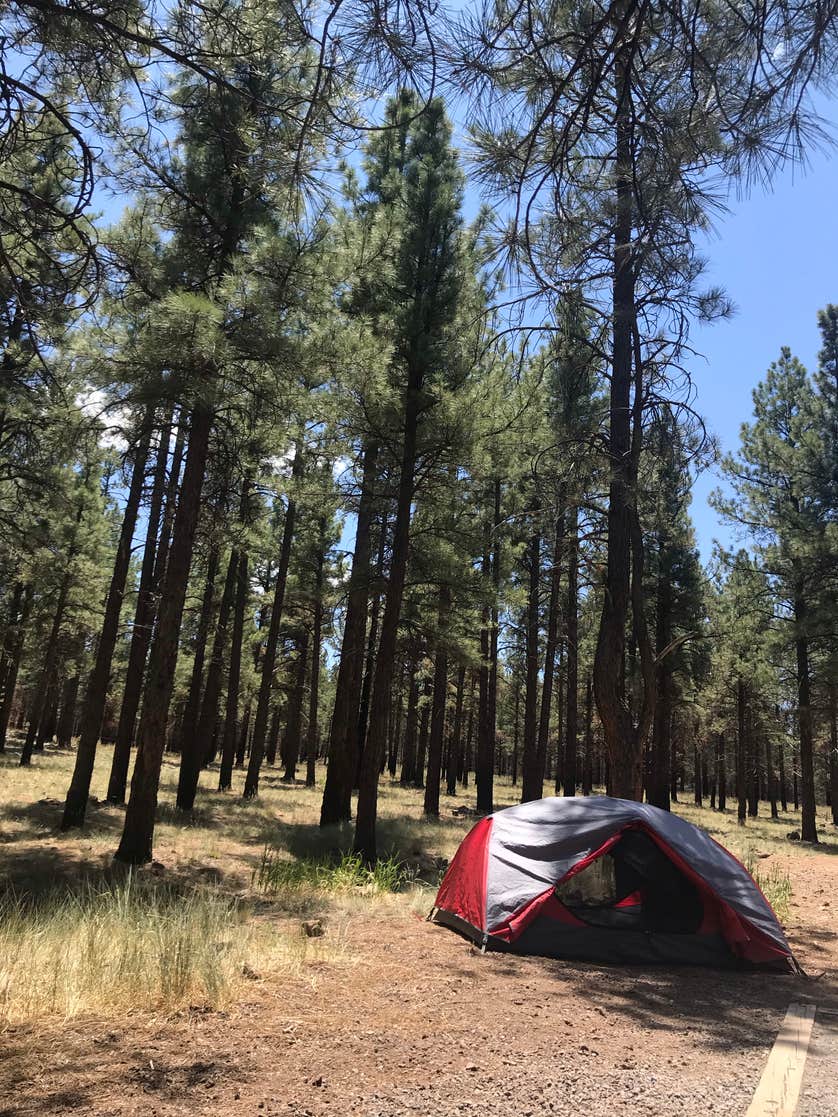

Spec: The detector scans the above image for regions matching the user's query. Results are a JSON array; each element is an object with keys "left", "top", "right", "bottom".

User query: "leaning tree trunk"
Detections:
[
  {"left": 243, "top": 448, "right": 301, "bottom": 799},
  {"left": 114, "top": 403, "right": 212, "bottom": 864},
  {"left": 794, "top": 590, "right": 818, "bottom": 843},
  {"left": 218, "top": 549, "right": 246, "bottom": 790},
  {"left": 520, "top": 525, "right": 543, "bottom": 802},
  {"left": 107, "top": 415, "right": 178, "bottom": 803},
  {"left": 320, "top": 443, "right": 379, "bottom": 824},
  {"left": 62, "top": 419, "right": 152, "bottom": 826}
]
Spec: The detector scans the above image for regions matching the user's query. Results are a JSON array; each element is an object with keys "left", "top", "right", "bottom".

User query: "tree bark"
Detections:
[
  {"left": 219, "top": 549, "right": 246, "bottom": 790},
  {"left": 21, "top": 506, "right": 84, "bottom": 765},
  {"left": 282, "top": 634, "right": 309, "bottom": 782},
  {"left": 716, "top": 732, "right": 726, "bottom": 811},
  {"left": 794, "top": 591, "right": 818, "bottom": 842},
  {"left": 0, "top": 584, "right": 32, "bottom": 750},
  {"left": 593, "top": 27, "right": 652, "bottom": 801},
  {"left": 353, "top": 356, "right": 421, "bottom": 861},
  {"left": 423, "top": 585, "right": 451, "bottom": 817},
  {"left": 114, "top": 403, "right": 212, "bottom": 864},
  {"left": 305, "top": 539, "right": 325, "bottom": 788},
  {"left": 829, "top": 685, "right": 838, "bottom": 826},
  {"left": 107, "top": 415, "right": 178, "bottom": 803},
  {"left": 537, "top": 491, "right": 565, "bottom": 797},
  {"left": 243, "top": 446, "right": 302, "bottom": 799},
  {"left": 446, "top": 664, "right": 465, "bottom": 797},
  {"left": 520, "top": 524, "right": 543, "bottom": 801},
  {"left": 736, "top": 679, "right": 747, "bottom": 826},
  {"left": 56, "top": 674, "right": 80, "bottom": 749},
  {"left": 62, "top": 420, "right": 152, "bottom": 825},
  {"left": 320, "top": 442, "right": 379, "bottom": 825},
  {"left": 400, "top": 661, "right": 420, "bottom": 787},
  {"left": 564, "top": 508, "right": 579, "bottom": 796}
]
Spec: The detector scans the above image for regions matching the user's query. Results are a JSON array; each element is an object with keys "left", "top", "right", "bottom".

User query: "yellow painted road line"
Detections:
[{"left": 746, "top": 1003, "right": 817, "bottom": 1117}]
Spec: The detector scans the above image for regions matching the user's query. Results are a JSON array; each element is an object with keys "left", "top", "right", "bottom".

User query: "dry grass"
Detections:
[{"left": 0, "top": 736, "right": 834, "bottom": 1025}]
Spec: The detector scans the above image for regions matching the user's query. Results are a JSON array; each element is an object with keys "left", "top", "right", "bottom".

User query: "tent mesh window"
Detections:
[{"left": 555, "top": 830, "right": 704, "bottom": 934}]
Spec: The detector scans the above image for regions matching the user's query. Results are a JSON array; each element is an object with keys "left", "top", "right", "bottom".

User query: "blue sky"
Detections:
[{"left": 685, "top": 118, "right": 837, "bottom": 564}]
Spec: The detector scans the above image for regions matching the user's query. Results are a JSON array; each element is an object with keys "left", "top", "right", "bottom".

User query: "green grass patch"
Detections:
[{"left": 252, "top": 847, "right": 415, "bottom": 898}]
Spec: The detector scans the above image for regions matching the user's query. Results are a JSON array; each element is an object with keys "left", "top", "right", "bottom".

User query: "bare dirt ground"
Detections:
[
  {"left": 1, "top": 745, "right": 836, "bottom": 1117},
  {"left": 1, "top": 851, "right": 836, "bottom": 1117}
]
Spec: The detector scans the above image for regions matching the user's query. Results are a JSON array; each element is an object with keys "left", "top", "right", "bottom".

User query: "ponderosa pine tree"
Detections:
[{"left": 353, "top": 97, "right": 467, "bottom": 861}]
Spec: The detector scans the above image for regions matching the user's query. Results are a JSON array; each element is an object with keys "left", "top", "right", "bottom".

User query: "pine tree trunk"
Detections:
[
  {"left": 767, "top": 734, "right": 778, "bottom": 819},
  {"left": 353, "top": 365, "right": 420, "bottom": 860},
  {"left": 582, "top": 674, "right": 594, "bottom": 795},
  {"left": 829, "top": 685, "right": 838, "bottom": 826},
  {"left": 178, "top": 541, "right": 238, "bottom": 808},
  {"left": 537, "top": 492, "right": 565, "bottom": 796},
  {"left": 114, "top": 404, "right": 212, "bottom": 864},
  {"left": 446, "top": 664, "right": 465, "bottom": 797},
  {"left": 219, "top": 550, "right": 246, "bottom": 790},
  {"left": 777, "top": 734, "right": 787, "bottom": 812},
  {"left": 266, "top": 707, "right": 281, "bottom": 766},
  {"left": 564, "top": 508, "right": 579, "bottom": 796},
  {"left": 424, "top": 586, "right": 451, "bottom": 817},
  {"left": 305, "top": 541, "right": 324, "bottom": 788},
  {"left": 107, "top": 415, "right": 178, "bottom": 803},
  {"left": 521, "top": 525, "right": 543, "bottom": 801},
  {"left": 0, "top": 584, "right": 31, "bottom": 750},
  {"left": 462, "top": 674, "right": 475, "bottom": 788},
  {"left": 56, "top": 674, "right": 80, "bottom": 748},
  {"left": 415, "top": 679, "right": 432, "bottom": 790},
  {"left": 476, "top": 482, "right": 500, "bottom": 814},
  {"left": 320, "top": 442, "right": 378, "bottom": 825},
  {"left": 693, "top": 742, "right": 702, "bottom": 806},
  {"left": 716, "top": 732, "right": 726, "bottom": 811},
  {"left": 649, "top": 540, "right": 673, "bottom": 810},
  {"left": 594, "top": 28, "right": 650, "bottom": 801},
  {"left": 236, "top": 702, "right": 251, "bottom": 768},
  {"left": 21, "top": 551, "right": 79, "bottom": 765},
  {"left": 794, "top": 591, "right": 818, "bottom": 842},
  {"left": 736, "top": 679, "right": 747, "bottom": 826},
  {"left": 355, "top": 517, "right": 388, "bottom": 790},
  {"left": 282, "top": 635, "right": 309, "bottom": 783},
  {"left": 170, "top": 545, "right": 219, "bottom": 801},
  {"left": 244, "top": 447, "right": 301, "bottom": 799},
  {"left": 400, "top": 662, "right": 420, "bottom": 787},
  {"left": 62, "top": 423, "right": 153, "bottom": 825}
]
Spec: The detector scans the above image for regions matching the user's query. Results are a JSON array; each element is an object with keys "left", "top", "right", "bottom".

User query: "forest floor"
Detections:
[{"left": 1, "top": 741, "right": 837, "bottom": 1117}]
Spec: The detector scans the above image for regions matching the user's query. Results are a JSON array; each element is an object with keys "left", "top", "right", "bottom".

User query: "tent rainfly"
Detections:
[{"left": 430, "top": 797, "right": 798, "bottom": 971}]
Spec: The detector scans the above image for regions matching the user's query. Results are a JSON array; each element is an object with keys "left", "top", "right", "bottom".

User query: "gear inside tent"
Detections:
[{"left": 430, "top": 796, "right": 797, "bottom": 971}]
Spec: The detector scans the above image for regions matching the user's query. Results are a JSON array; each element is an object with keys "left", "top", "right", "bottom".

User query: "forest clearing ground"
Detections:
[{"left": 0, "top": 742, "right": 837, "bottom": 1116}]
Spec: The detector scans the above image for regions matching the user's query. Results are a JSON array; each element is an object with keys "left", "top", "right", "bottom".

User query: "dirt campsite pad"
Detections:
[{"left": 1, "top": 850, "right": 836, "bottom": 1117}]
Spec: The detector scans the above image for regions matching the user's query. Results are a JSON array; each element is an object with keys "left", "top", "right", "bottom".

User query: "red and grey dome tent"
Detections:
[{"left": 430, "top": 797, "right": 797, "bottom": 971}]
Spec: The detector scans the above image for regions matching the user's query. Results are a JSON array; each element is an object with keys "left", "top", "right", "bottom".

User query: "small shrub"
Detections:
[{"left": 743, "top": 849, "right": 792, "bottom": 921}]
